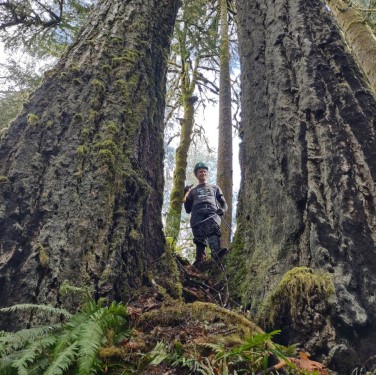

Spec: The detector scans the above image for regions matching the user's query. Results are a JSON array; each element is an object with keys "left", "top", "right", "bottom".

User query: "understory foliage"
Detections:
[
  {"left": 147, "top": 330, "right": 300, "bottom": 374},
  {"left": 0, "top": 297, "right": 309, "bottom": 374},
  {"left": 0, "top": 299, "right": 129, "bottom": 375}
]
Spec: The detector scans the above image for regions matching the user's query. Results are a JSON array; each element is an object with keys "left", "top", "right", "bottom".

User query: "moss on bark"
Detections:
[
  {"left": 165, "top": 93, "right": 197, "bottom": 241},
  {"left": 0, "top": 0, "right": 179, "bottom": 330},
  {"left": 257, "top": 267, "right": 334, "bottom": 327},
  {"left": 234, "top": 0, "right": 376, "bottom": 367}
]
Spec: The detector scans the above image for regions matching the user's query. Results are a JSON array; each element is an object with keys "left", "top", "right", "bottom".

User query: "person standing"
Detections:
[{"left": 184, "top": 162, "right": 228, "bottom": 265}]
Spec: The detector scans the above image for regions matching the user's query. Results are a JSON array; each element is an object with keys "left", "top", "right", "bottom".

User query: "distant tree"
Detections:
[
  {"left": 217, "top": 0, "right": 234, "bottom": 248},
  {"left": 0, "top": 57, "right": 46, "bottom": 131},
  {"left": 0, "top": 0, "right": 94, "bottom": 54},
  {"left": 164, "top": 0, "right": 220, "bottom": 242},
  {"left": 0, "top": 1, "right": 95, "bottom": 131}
]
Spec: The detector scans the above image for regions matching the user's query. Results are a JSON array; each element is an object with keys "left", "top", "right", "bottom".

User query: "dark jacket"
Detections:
[{"left": 184, "top": 183, "right": 228, "bottom": 227}]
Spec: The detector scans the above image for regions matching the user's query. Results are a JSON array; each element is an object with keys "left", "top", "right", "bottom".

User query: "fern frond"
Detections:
[
  {"left": 202, "top": 342, "right": 223, "bottom": 353},
  {"left": 1, "top": 300, "right": 129, "bottom": 375},
  {"left": 52, "top": 310, "right": 91, "bottom": 356},
  {"left": 0, "top": 324, "right": 62, "bottom": 356},
  {"left": 0, "top": 304, "right": 72, "bottom": 318},
  {"left": 59, "top": 281, "right": 86, "bottom": 295},
  {"left": 12, "top": 349, "right": 37, "bottom": 375},
  {"left": 76, "top": 312, "right": 108, "bottom": 374},
  {"left": 229, "top": 330, "right": 281, "bottom": 356},
  {"left": 0, "top": 350, "right": 23, "bottom": 374},
  {"left": 44, "top": 341, "right": 78, "bottom": 375},
  {"left": 0, "top": 361, "right": 17, "bottom": 375},
  {"left": 149, "top": 342, "right": 169, "bottom": 366},
  {"left": 25, "top": 357, "right": 49, "bottom": 375},
  {"left": 52, "top": 303, "right": 99, "bottom": 356},
  {"left": 12, "top": 334, "right": 58, "bottom": 375},
  {"left": 77, "top": 316, "right": 105, "bottom": 374},
  {"left": 77, "top": 302, "right": 127, "bottom": 375},
  {"left": 81, "top": 299, "right": 103, "bottom": 316}
]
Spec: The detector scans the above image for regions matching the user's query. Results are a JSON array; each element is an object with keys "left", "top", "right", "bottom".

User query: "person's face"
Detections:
[{"left": 196, "top": 168, "right": 208, "bottom": 183}]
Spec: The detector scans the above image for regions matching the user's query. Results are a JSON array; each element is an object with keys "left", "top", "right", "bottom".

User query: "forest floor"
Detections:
[{"left": 121, "top": 254, "right": 330, "bottom": 374}]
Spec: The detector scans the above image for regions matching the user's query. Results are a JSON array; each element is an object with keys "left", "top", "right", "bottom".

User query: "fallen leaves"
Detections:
[{"left": 273, "top": 351, "right": 329, "bottom": 374}]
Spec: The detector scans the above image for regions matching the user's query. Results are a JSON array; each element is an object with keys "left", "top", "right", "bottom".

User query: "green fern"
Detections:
[
  {"left": 149, "top": 341, "right": 169, "bottom": 366},
  {"left": 199, "top": 330, "right": 286, "bottom": 373},
  {"left": 0, "top": 299, "right": 129, "bottom": 375},
  {"left": 59, "top": 280, "right": 93, "bottom": 302},
  {"left": 44, "top": 342, "right": 78, "bottom": 375},
  {"left": 0, "top": 304, "right": 72, "bottom": 318},
  {"left": 0, "top": 324, "right": 61, "bottom": 375},
  {"left": 12, "top": 335, "right": 57, "bottom": 375},
  {"left": 0, "top": 350, "right": 20, "bottom": 375},
  {"left": 23, "top": 357, "right": 50, "bottom": 375},
  {"left": 77, "top": 302, "right": 128, "bottom": 375},
  {"left": 0, "top": 324, "right": 62, "bottom": 356}
]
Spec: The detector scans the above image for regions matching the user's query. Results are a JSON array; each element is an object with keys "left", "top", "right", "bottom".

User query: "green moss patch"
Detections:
[{"left": 258, "top": 266, "right": 334, "bottom": 327}]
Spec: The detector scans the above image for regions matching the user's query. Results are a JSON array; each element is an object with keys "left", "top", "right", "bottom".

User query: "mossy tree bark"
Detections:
[
  {"left": 165, "top": 65, "right": 198, "bottom": 241},
  {"left": 217, "top": 0, "right": 233, "bottom": 248},
  {"left": 231, "top": 0, "right": 376, "bottom": 370},
  {"left": 0, "top": 0, "right": 178, "bottom": 329},
  {"left": 327, "top": 0, "right": 376, "bottom": 91}
]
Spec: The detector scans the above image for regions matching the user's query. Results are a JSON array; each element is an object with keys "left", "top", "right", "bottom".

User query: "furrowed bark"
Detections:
[
  {"left": 232, "top": 0, "right": 376, "bottom": 370},
  {"left": 0, "top": 0, "right": 178, "bottom": 329}
]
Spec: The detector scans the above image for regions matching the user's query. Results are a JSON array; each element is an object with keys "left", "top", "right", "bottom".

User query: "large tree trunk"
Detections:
[
  {"left": 217, "top": 0, "right": 233, "bottom": 248},
  {"left": 0, "top": 0, "right": 178, "bottom": 329},
  {"left": 231, "top": 0, "right": 376, "bottom": 371}
]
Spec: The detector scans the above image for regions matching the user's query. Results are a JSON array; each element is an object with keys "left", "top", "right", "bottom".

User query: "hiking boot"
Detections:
[
  {"left": 212, "top": 248, "right": 229, "bottom": 260},
  {"left": 194, "top": 244, "right": 206, "bottom": 264},
  {"left": 208, "top": 235, "right": 221, "bottom": 254},
  {"left": 192, "top": 258, "right": 205, "bottom": 267}
]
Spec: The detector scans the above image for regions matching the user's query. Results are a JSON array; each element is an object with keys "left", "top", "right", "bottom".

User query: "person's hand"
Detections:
[
  {"left": 184, "top": 184, "right": 193, "bottom": 194},
  {"left": 216, "top": 208, "right": 225, "bottom": 216}
]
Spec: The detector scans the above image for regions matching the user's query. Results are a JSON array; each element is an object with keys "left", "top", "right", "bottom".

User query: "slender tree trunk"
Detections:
[
  {"left": 327, "top": 0, "right": 376, "bottom": 91},
  {"left": 165, "top": 93, "right": 196, "bottom": 241},
  {"left": 217, "top": 0, "right": 233, "bottom": 248},
  {"left": 0, "top": 0, "right": 178, "bottom": 329},
  {"left": 165, "top": 4, "right": 201, "bottom": 242},
  {"left": 231, "top": 0, "right": 376, "bottom": 370}
]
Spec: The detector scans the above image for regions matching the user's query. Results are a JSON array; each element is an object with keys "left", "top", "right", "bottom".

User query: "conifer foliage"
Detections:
[{"left": 0, "top": 0, "right": 94, "bottom": 51}]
